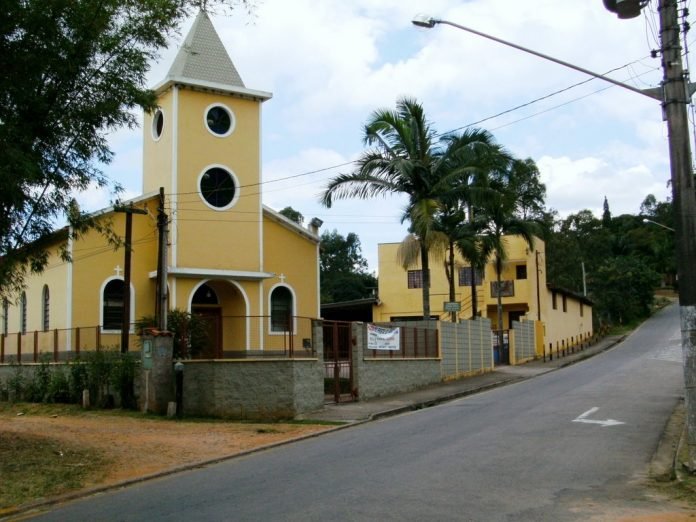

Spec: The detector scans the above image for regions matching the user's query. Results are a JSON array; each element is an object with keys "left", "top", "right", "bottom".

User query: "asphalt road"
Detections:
[{"left": 32, "top": 305, "right": 685, "bottom": 521}]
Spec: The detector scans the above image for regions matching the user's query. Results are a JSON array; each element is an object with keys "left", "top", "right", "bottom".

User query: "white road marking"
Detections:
[{"left": 572, "top": 407, "right": 625, "bottom": 427}]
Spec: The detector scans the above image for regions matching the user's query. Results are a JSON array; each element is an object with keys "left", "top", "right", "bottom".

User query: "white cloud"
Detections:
[{"left": 105, "top": 0, "right": 675, "bottom": 271}]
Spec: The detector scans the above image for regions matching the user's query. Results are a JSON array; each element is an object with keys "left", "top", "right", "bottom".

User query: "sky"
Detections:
[{"left": 84, "top": 0, "right": 683, "bottom": 272}]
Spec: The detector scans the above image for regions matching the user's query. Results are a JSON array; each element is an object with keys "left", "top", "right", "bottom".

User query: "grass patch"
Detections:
[{"left": 0, "top": 431, "right": 110, "bottom": 511}]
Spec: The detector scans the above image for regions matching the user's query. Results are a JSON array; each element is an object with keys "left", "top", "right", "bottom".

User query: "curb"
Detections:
[{"left": 369, "top": 377, "right": 526, "bottom": 421}]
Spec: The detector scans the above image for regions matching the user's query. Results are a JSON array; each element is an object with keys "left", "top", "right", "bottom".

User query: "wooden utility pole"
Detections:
[
  {"left": 657, "top": 0, "right": 696, "bottom": 470},
  {"left": 156, "top": 188, "right": 169, "bottom": 331},
  {"left": 115, "top": 204, "right": 148, "bottom": 353}
]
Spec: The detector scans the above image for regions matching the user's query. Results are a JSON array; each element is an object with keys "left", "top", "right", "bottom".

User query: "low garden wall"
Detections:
[
  {"left": 180, "top": 358, "right": 323, "bottom": 419},
  {"left": 351, "top": 322, "right": 441, "bottom": 401}
]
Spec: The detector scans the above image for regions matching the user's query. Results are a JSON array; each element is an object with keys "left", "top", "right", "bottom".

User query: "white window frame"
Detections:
[
  {"left": 99, "top": 277, "right": 135, "bottom": 333},
  {"left": 268, "top": 283, "right": 296, "bottom": 335}
]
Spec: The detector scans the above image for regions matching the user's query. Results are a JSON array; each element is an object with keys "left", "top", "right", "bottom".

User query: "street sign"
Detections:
[{"left": 443, "top": 301, "right": 461, "bottom": 312}]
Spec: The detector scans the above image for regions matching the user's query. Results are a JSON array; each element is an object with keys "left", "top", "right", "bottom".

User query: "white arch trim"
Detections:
[
  {"left": 267, "top": 283, "right": 297, "bottom": 336},
  {"left": 99, "top": 276, "right": 136, "bottom": 333},
  {"left": 188, "top": 279, "right": 251, "bottom": 351}
]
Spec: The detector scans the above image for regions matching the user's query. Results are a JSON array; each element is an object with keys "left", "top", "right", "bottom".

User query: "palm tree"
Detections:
[
  {"left": 321, "top": 97, "right": 445, "bottom": 320},
  {"left": 475, "top": 160, "right": 542, "bottom": 361},
  {"left": 435, "top": 129, "right": 511, "bottom": 320}
]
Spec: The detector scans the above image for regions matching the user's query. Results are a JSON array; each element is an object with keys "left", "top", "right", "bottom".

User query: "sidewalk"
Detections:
[{"left": 297, "top": 334, "right": 626, "bottom": 423}]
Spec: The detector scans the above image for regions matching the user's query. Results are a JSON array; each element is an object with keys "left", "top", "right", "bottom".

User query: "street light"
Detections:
[
  {"left": 410, "top": 15, "right": 660, "bottom": 100},
  {"left": 643, "top": 218, "right": 675, "bottom": 232},
  {"left": 413, "top": 3, "right": 696, "bottom": 469}
]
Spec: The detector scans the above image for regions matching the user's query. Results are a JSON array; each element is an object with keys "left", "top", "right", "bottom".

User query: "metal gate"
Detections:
[{"left": 322, "top": 321, "right": 355, "bottom": 403}]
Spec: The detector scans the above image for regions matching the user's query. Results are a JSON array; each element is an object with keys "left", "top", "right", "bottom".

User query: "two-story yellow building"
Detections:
[
  {"left": 1, "top": 11, "right": 321, "bottom": 359},
  {"left": 373, "top": 235, "right": 593, "bottom": 359}
]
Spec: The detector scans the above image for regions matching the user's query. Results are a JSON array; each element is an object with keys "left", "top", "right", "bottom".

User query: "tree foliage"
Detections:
[
  {"left": 544, "top": 194, "right": 672, "bottom": 326},
  {"left": 0, "top": 0, "right": 252, "bottom": 296},
  {"left": 278, "top": 206, "right": 304, "bottom": 225},
  {"left": 320, "top": 230, "right": 376, "bottom": 303}
]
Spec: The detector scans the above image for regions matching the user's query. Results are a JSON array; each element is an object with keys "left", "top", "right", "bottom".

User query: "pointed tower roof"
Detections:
[{"left": 154, "top": 10, "right": 271, "bottom": 101}]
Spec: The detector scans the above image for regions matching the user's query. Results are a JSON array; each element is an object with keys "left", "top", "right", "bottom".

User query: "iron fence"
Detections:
[
  {"left": 0, "top": 315, "right": 318, "bottom": 363},
  {"left": 365, "top": 324, "right": 439, "bottom": 359}
]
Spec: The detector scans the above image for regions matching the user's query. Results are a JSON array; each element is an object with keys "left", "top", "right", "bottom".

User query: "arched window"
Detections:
[
  {"left": 270, "top": 286, "right": 293, "bottom": 333},
  {"left": 20, "top": 292, "right": 27, "bottom": 334},
  {"left": 192, "top": 283, "right": 219, "bottom": 305},
  {"left": 2, "top": 298, "right": 8, "bottom": 336},
  {"left": 42, "top": 285, "right": 50, "bottom": 331},
  {"left": 103, "top": 279, "right": 125, "bottom": 331}
]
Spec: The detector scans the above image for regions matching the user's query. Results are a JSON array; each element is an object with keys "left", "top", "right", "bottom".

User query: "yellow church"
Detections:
[{"left": 1, "top": 11, "right": 321, "bottom": 361}]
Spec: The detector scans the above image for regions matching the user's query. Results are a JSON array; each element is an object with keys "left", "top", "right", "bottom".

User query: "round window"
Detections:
[
  {"left": 199, "top": 167, "right": 237, "bottom": 209},
  {"left": 152, "top": 109, "right": 164, "bottom": 140},
  {"left": 205, "top": 104, "right": 234, "bottom": 136}
]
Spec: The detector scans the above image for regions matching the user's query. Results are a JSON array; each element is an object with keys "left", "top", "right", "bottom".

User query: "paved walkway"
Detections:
[{"left": 297, "top": 335, "right": 625, "bottom": 423}]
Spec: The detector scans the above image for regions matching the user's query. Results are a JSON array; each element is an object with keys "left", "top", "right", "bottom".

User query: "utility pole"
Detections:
[
  {"left": 156, "top": 188, "right": 169, "bottom": 331},
  {"left": 114, "top": 204, "right": 148, "bottom": 354},
  {"left": 656, "top": 0, "right": 696, "bottom": 470}
]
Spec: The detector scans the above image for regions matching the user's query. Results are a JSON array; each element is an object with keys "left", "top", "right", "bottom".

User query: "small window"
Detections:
[
  {"left": 205, "top": 104, "right": 235, "bottom": 137},
  {"left": 407, "top": 270, "right": 424, "bottom": 289},
  {"left": 552, "top": 292, "right": 557, "bottom": 310},
  {"left": 458, "top": 267, "right": 483, "bottom": 286},
  {"left": 42, "top": 285, "right": 50, "bottom": 331},
  {"left": 562, "top": 295, "right": 567, "bottom": 313},
  {"left": 103, "top": 279, "right": 125, "bottom": 330},
  {"left": 516, "top": 265, "right": 527, "bottom": 280},
  {"left": 20, "top": 292, "right": 27, "bottom": 334},
  {"left": 2, "top": 298, "right": 8, "bottom": 336},
  {"left": 580, "top": 302, "right": 584, "bottom": 317},
  {"left": 199, "top": 167, "right": 238, "bottom": 209},
  {"left": 152, "top": 109, "right": 164, "bottom": 140},
  {"left": 270, "top": 286, "right": 293, "bottom": 332}
]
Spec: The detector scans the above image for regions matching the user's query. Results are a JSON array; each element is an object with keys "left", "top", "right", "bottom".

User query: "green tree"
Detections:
[
  {"left": 475, "top": 163, "right": 541, "bottom": 347},
  {"left": 320, "top": 230, "right": 376, "bottom": 303},
  {"left": 591, "top": 256, "right": 659, "bottom": 324},
  {"left": 278, "top": 206, "right": 304, "bottom": 225},
  {"left": 431, "top": 129, "right": 511, "bottom": 319},
  {"left": 0, "top": 0, "right": 252, "bottom": 296},
  {"left": 602, "top": 196, "right": 612, "bottom": 226},
  {"left": 321, "top": 97, "right": 445, "bottom": 319}
]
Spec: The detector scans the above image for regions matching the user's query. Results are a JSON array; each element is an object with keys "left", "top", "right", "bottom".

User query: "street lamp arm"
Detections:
[
  {"left": 643, "top": 218, "right": 675, "bottom": 231},
  {"left": 412, "top": 16, "right": 661, "bottom": 101}
]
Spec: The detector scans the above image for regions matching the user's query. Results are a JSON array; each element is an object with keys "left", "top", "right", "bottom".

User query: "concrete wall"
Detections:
[
  {"left": 351, "top": 322, "right": 441, "bottom": 401},
  {"left": 440, "top": 318, "right": 494, "bottom": 380},
  {"left": 179, "top": 358, "right": 323, "bottom": 419},
  {"left": 0, "top": 355, "right": 323, "bottom": 420}
]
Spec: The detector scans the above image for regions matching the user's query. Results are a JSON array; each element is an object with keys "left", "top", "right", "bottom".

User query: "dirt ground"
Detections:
[{"left": 1, "top": 410, "right": 334, "bottom": 488}]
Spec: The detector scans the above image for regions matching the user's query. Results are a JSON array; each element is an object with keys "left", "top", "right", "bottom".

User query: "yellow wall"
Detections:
[
  {"left": 167, "top": 89, "right": 262, "bottom": 271},
  {"left": 142, "top": 89, "right": 174, "bottom": 195},
  {"left": 2, "top": 242, "right": 69, "bottom": 351},
  {"left": 70, "top": 198, "right": 160, "bottom": 335},
  {"left": 374, "top": 236, "right": 545, "bottom": 325},
  {"left": 544, "top": 290, "right": 593, "bottom": 350},
  {"left": 262, "top": 215, "right": 319, "bottom": 319},
  {"left": 373, "top": 235, "right": 592, "bottom": 352}
]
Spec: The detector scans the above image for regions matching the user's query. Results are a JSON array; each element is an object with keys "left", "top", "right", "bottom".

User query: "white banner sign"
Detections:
[{"left": 367, "top": 324, "right": 401, "bottom": 351}]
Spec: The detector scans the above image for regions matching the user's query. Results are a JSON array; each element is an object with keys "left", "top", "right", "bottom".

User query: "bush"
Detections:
[{"left": 137, "top": 309, "right": 209, "bottom": 359}]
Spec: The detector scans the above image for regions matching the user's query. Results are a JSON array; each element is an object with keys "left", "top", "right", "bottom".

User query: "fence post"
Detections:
[
  {"left": 17, "top": 332, "right": 22, "bottom": 363},
  {"left": 75, "top": 327, "right": 80, "bottom": 356},
  {"left": 33, "top": 331, "right": 38, "bottom": 362},
  {"left": 0, "top": 334, "right": 4, "bottom": 363},
  {"left": 96, "top": 326, "right": 101, "bottom": 352},
  {"left": 53, "top": 329, "right": 58, "bottom": 362}
]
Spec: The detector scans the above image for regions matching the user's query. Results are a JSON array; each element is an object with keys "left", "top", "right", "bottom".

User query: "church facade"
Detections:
[{"left": 1, "top": 12, "right": 321, "bottom": 360}]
